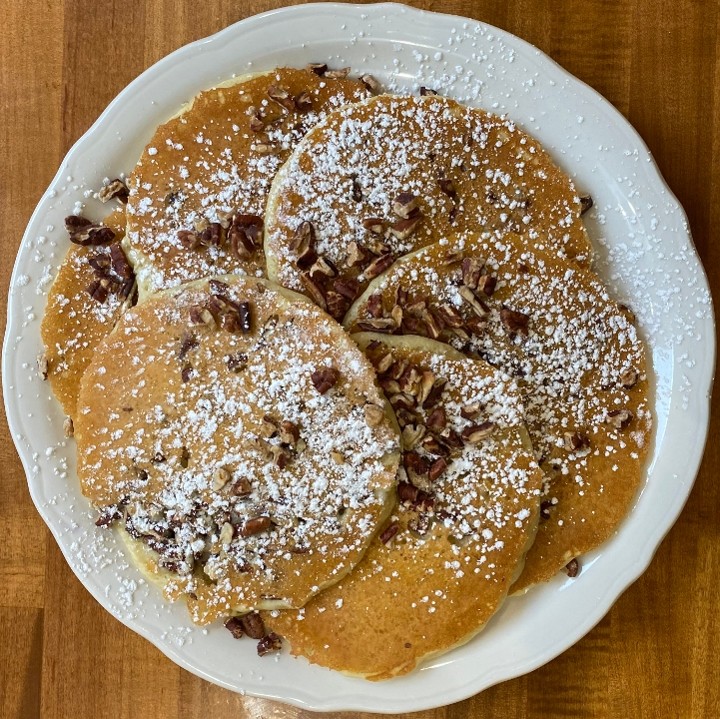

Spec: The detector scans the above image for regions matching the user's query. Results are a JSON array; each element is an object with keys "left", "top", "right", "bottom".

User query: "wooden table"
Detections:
[{"left": 1, "top": 1, "right": 718, "bottom": 717}]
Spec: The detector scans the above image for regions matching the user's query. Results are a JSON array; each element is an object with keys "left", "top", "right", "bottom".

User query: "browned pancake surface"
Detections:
[
  {"left": 268, "top": 334, "right": 542, "bottom": 679},
  {"left": 265, "top": 94, "right": 591, "bottom": 320},
  {"left": 74, "top": 276, "right": 399, "bottom": 623},
  {"left": 40, "top": 208, "right": 131, "bottom": 418},
  {"left": 126, "top": 68, "right": 370, "bottom": 296},
  {"left": 345, "top": 233, "right": 652, "bottom": 590}
]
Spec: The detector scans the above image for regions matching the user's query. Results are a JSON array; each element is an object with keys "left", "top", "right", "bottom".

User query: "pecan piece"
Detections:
[
  {"left": 428, "top": 457, "right": 448, "bottom": 482},
  {"left": 37, "top": 353, "right": 48, "bottom": 381},
  {"left": 380, "top": 521, "right": 400, "bottom": 545},
  {"left": 426, "top": 406, "right": 447, "bottom": 432},
  {"left": 401, "top": 423, "right": 426, "bottom": 450},
  {"left": 397, "top": 481, "right": 433, "bottom": 508},
  {"left": 563, "top": 431, "right": 590, "bottom": 452},
  {"left": 63, "top": 416, "right": 74, "bottom": 438},
  {"left": 579, "top": 195, "right": 593, "bottom": 215},
  {"left": 212, "top": 467, "right": 231, "bottom": 491},
  {"left": 278, "top": 420, "right": 300, "bottom": 447},
  {"left": 392, "top": 192, "right": 419, "bottom": 219},
  {"left": 366, "top": 292, "right": 384, "bottom": 318},
  {"left": 98, "top": 178, "right": 129, "bottom": 204},
  {"left": 388, "top": 216, "right": 421, "bottom": 240},
  {"left": 309, "top": 256, "right": 337, "bottom": 278},
  {"left": 224, "top": 616, "right": 245, "bottom": 639},
  {"left": 86, "top": 278, "right": 110, "bottom": 303},
  {"left": 434, "top": 303, "right": 464, "bottom": 328},
  {"left": 239, "top": 516, "right": 272, "bottom": 538},
  {"left": 500, "top": 307, "right": 530, "bottom": 336},
  {"left": 228, "top": 214, "right": 263, "bottom": 259},
  {"left": 311, "top": 366, "right": 339, "bottom": 394},
  {"left": 356, "top": 317, "right": 397, "bottom": 333},
  {"left": 324, "top": 67, "right": 350, "bottom": 78},
  {"left": 362, "top": 217, "right": 386, "bottom": 236},
  {"left": 326, "top": 290, "right": 350, "bottom": 320},
  {"left": 257, "top": 632, "right": 282, "bottom": 656},
  {"left": 291, "top": 220, "right": 316, "bottom": 258},
  {"left": 564, "top": 558, "right": 581, "bottom": 578},
  {"left": 333, "top": 277, "right": 360, "bottom": 301},
  {"left": 267, "top": 84, "right": 295, "bottom": 112},
  {"left": 307, "top": 62, "right": 328, "bottom": 75},
  {"left": 344, "top": 241, "right": 367, "bottom": 268},
  {"left": 294, "top": 92, "right": 313, "bottom": 112},
  {"left": 419, "top": 86, "right": 438, "bottom": 96},
  {"left": 364, "top": 253, "right": 395, "bottom": 280},
  {"left": 462, "top": 421, "right": 496, "bottom": 443},
  {"left": 460, "top": 403, "right": 481, "bottom": 420},
  {"left": 198, "top": 222, "right": 223, "bottom": 247},
  {"left": 607, "top": 409, "right": 633, "bottom": 429},
  {"left": 189, "top": 305, "right": 216, "bottom": 327},
  {"left": 361, "top": 73, "right": 382, "bottom": 94},
  {"left": 226, "top": 352, "right": 248, "bottom": 373},
  {"left": 619, "top": 368, "right": 639, "bottom": 389},
  {"left": 300, "top": 272, "right": 327, "bottom": 310},
  {"left": 478, "top": 274, "right": 497, "bottom": 296},
  {"left": 240, "top": 611, "right": 266, "bottom": 639},
  {"left": 459, "top": 286, "right": 488, "bottom": 317},
  {"left": 177, "top": 332, "right": 198, "bottom": 360},
  {"left": 65, "top": 215, "right": 116, "bottom": 246},
  {"left": 177, "top": 229, "right": 199, "bottom": 250},
  {"left": 109, "top": 243, "right": 133, "bottom": 279},
  {"left": 364, "top": 403, "right": 385, "bottom": 427},
  {"left": 461, "top": 258, "right": 484, "bottom": 290}
]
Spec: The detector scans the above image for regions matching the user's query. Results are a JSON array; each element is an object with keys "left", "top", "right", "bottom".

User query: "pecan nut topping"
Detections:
[
  {"left": 98, "top": 178, "right": 129, "bottom": 204},
  {"left": 311, "top": 366, "right": 339, "bottom": 394},
  {"left": 257, "top": 632, "right": 282, "bottom": 656},
  {"left": 607, "top": 409, "right": 633, "bottom": 429},
  {"left": 500, "top": 307, "right": 530, "bottom": 336},
  {"left": 239, "top": 516, "right": 272, "bottom": 537}
]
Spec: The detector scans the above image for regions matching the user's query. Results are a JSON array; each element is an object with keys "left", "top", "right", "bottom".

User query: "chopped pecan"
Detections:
[
  {"left": 579, "top": 195, "right": 593, "bottom": 215},
  {"left": 232, "top": 477, "right": 252, "bottom": 496},
  {"left": 364, "top": 403, "right": 385, "bottom": 427},
  {"left": 212, "top": 467, "right": 231, "bottom": 491},
  {"left": 86, "top": 278, "right": 110, "bottom": 303},
  {"left": 417, "top": 371, "right": 436, "bottom": 406},
  {"left": 177, "top": 229, "right": 199, "bottom": 250},
  {"left": 356, "top": 317, "right": 397, "bottom": 333},
  {"left": 291, "top": 220, "right": 315, "bottom": 256},
  {"left": 392, "top": 192, "right": 419, "bottom": 220},
  {"left": 239, "top": 516, "right": 272, "bottom": 538},
  {"left": 224, "top": 616, "right": 244, "bottom": 639},
  {"left": 619, "top": 368, "right": 639, "bottom": 389},
  {"left": 181, "top": 365, "right": 194, "bottom": 383},
  {"left": 309, "top": 256, "right": 337, "bottom": 278},
  {"left": 326, "top": 290, "right": 350, "bottom": 320},
  {"left": 607, "top": 409, "right": 633, "bottom": 429},
  {"left": 478, "top": 274, "right": 497, "bottom": 296},
  {"left": 397, "top": 481, "right": 433, "bottom": 508},
  {"left": 189, "top": 305, "right": 216, "bottom": 327},
  {"left": 351, "top": 176, "right": 363, "bottom": 202},
  {"left": 278, "top": 420, "right": 300, "bottom": 446},
  {"left": 324, "top": 67, "right": 350, "bottom": 78},
  {"left": 388, "top": 216, "right": 421, "bottom": 241},
  {"left": 333, "top": 277, "right": 360, "bottom": 301},
  {"left": 240, "top": 611, "right": 266, "bottom": 639},
  {"left": 540, "top": 500, "right": 553, "bottom": 521},
  {"left": 419, "top": 86, "right": 438, "bottom": 96},
  {"left": 563, "top": 431, "right": 590, "bottom": 452},
  {"left": 344, "top": 241, "right": 367, "bottom": 268},
  {"left": 461, "top": 258, "right": 484, "bottom": 289},
  {"left": 257, "top": 632, "right": 282, "bottom": 656},
  {"left": 366, "top": 292, "right": 384, "bottom": 318},
  {"left": 364, "top": 253, "right": 395, "bottom": 279},
  {"left": 459, "top": 286, "right": 488, "bottom": 317},
  {"left": 361, "top": 73, "right": 382, "bottom": 94},
  {"left": 380, "top": 521, "right": 400, "bottom": 545},
  {"left": 219, "top": 522, "right": 234, "bottom": 545},
  {"left": 228, "top": 214, "right": 263, "bottom": 259},
  {"left": 404, "top": 451, "right": 429, "bottom": 479},
  {"left": 311, "top": 366, "right": 339, "bottom": 394},
  {"left": 362, "top": 217, "right": 386, "bottom": 236},
  {"left": 500, "top": 307, "right": 530, "bottom": 336},
  {"left": 564, "top": 558, "right": 580, "bottom": 578},
  {"left": 226, "top": 352, "right": 248, "bottom": 372},
  {"left": 63, "top": 416, "right": 74, "bottom": 438},
  {"left": 462, "top": 421, "right": 496, "bottom": 443},
  {"left": 294, "top": 92, "right": 313, "bottom": 112},
  {"left": 65, "top": 215, "right": 116, "bottom": 246},
  {"left": 375, "top": 351, "right": 394, "bottom": 375},
  {"left": 434, "top": 303, "right": 464, "bottom": 328},
  {"left": 428, "top": 457, "right": 448, "bottom": 482},
  {"left": 254, "top": 142, "right": 279, "bottom": 155},
  {"left": 177, "top": 332, "right": 198, "bottom": 360},
  {"left": 198, "top": 222, "right": 223, "bottom": 247},
  {"left": 401, "top": 423, "right": 426, "bottom": 450},
  {"left": 107, "top": 244, "right": 131, "bottom": 280},
  {"left": 307, "top": 62, "right": 328, "bottom": 76},
  {"left": 37, "top": 353, "right": 48, "bottom": 381},
  {"left": 98, "top": 178, "right": 129, "bottom": 204},
  {"left": 423, "top": 378, "right": 447, "bottom": 408},
  {"left": 300, "top": 272, "right": 327, "bottom": 310},
  {"left": 460, "top": 403, "right": 481, "bottom": 420},
  {"left": 267, "top": 84, "right": 295, "bottom": 111},
  {"left": 426, "top": 406, "right": 447, "bottom": 432}
]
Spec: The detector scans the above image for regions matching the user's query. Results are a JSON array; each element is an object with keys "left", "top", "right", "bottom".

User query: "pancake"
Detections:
[
  {"left": 264, "top": 94, "right": 592, "bottom": 320},
  {"left": 344, "top": 232, "right": 652, "bottom": 590},
  {"left": 74, "top": 275, "right": 400, "bottom": 623},
  {"left": 125, "top": 67, "right": 371, "bottom": 297},
  {"left": 40, "top": 208, "right": 133, "bottom": 419},
  {"left": 267, "top": 334, "right": 543, "bottom": 680}
]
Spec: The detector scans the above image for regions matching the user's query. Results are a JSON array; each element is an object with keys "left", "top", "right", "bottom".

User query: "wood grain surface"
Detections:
[{"left": 1, "top": 1, "right": 718, "bottom": 717}]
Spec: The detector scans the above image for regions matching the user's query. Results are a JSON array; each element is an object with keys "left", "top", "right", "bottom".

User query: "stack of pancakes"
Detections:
[{"left": 41, "top": 66, "right": 651, "bottom": 679}]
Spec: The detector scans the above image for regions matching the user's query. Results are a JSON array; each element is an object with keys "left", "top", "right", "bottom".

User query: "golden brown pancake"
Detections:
[
  {"left": 74, "top": 275, "right": 400, "bottom": 623},
  {"left": 125, "top": 68, "right": 370, "bottom": 297},
  {"left": 345, "top": 232, "right": 652, "bottom": 590},
  {"left": 267, "top": 334, "right": 543, "bottom": 679},
  {"left": 264, "top": 94, "right": 592, "bottom": 320},
  {"left": 40, "top": 208, "right": 133, "bottom": 418}
]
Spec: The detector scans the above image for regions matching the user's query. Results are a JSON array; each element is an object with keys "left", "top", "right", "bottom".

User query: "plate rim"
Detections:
[{"left": 3, "top": 2, "right": 716, "bottom": 712}]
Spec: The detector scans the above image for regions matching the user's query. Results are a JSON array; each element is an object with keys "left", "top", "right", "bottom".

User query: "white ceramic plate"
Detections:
[{"left": 3, "top": 3, "right": 715, "bottom": 712}]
